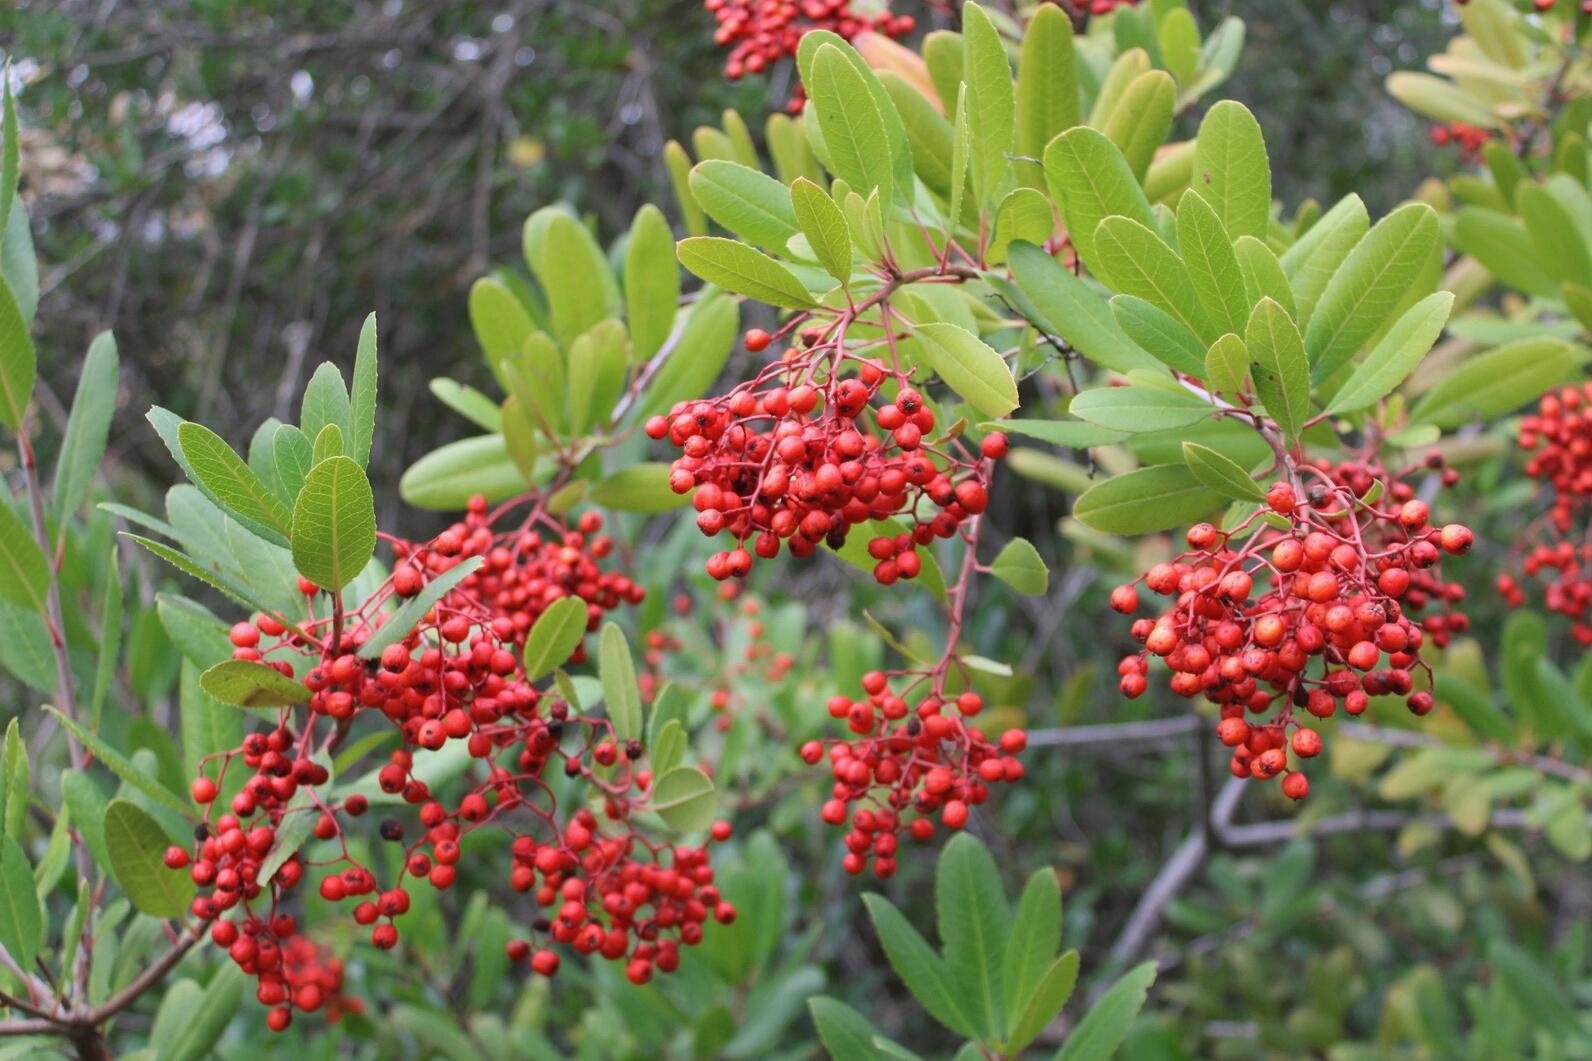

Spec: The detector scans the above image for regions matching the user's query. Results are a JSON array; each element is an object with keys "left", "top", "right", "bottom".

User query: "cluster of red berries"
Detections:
[
  {"left": 1067, "top": 0, "right": 1142, "bottom": 15},
  {"left": 1429, "top": 122, "right": 1493, "bottom": 161},
  {"left": 172, "top": 497, "right": 727, "bottom": 1029},
  {"left": 503, "top": 813, "right": 735, "bottom": 985},
  {"left": 798, "top": 671, "right": 1026, "bottom": 877},
  {"left": 646, "top": 328, "right": 1001, "bottom": 582},
  {"left": 703, "top": 0, "right": 914, "bottom": 109},
  {"left": 1500, "top": 384, "right": 1592, "bottom": 638},
  {"left": 1111, "top": 462, "right": 1473, "bottom": 800}
]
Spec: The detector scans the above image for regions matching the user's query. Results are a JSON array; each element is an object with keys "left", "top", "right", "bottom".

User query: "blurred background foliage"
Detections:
[{"left": 3, "top": 0, "right": 1449, "bottom": 522}]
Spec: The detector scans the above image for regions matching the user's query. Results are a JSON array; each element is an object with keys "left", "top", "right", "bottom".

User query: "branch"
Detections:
[{"left": 1026, "top": 716, "right": 1199, "bottom": 749}]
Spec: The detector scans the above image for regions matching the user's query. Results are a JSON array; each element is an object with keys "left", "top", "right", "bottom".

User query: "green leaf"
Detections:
[
  {"left": 51, "top": 331, "right": 118, "bottom": 523},
  {"left": 0, "top": 271, "right": 35, "bottom": 433},
  {"left": 1102, "top": 71, "right": 1174, "bottom": 183},
  {"left": 1090, "top": 48, "right": 1150, "bottom": 129},
  {"left": 1054, "top": 961, "right": 1157, "bottom": 1061},
  {"left": 1009, "top": 952, "right": 1080, "bottom": 1056},
  {"left": 469, "top": 278, "right": 534, "bottom": 382},
  {"left": 1280, "top": 194, "right": 1369, "bottom": 326},
  {"left": 1517, "top": 181, "right": 1592, "bottom": 286},
  {"left": 0, "top": 719, "right": 22, "bottom": 839},
  {"left": 1093, "top": 217, "right": 1214, "bottom": 343},
  {"left": 290, "top": 455, "right": 375, "bottom": 592},
  {"left": 991, "top": 537, "right": 1049, "bottom": 596},
  {"left": 311, "top": 423, "right": 344, "bottom": 464},
  {"left": 1073, "top": 464, "right": 1223, "bottom": 535},
  {"left": 1304, "top": 202, "right": 1440, "bottom": 382},
  {"left": 625, "top": 205, "right": 679, "bottom": 362},
  {"left": 1004, "top": 869, "right": 1063, "bottom": 1036},
  {"left": 1016, "top": 5, "right": 1079, "bottom": 188},
  {"left": 936, "top": 833, "right": 1010, "bottom": 1036},
  {"left": 1069, "top": 384, "right": 1213, "bottom": 433},
  {"left": 677, "top": 237, "right": 816, "bottom": 309},
  {"left": 400, "top": 435, "right": 526, "bottom": 510},
  {"left": 990, "top": 188, "right": 1055, "bottom": 264},
  {"left": 150, "top": 965, "right": 244, "bottom": 1061},
  {"left": 48, "top": 705, "right": 191, "bottom": 814},
  {"left": 356, "top": 556, "right": 485, "bottom": 661},
  {"left": 0, "top": 73, "right": 16, "bottom": 247},
  {"left": 1183, "top": 442, "right": 1265, "bottom": 502},
  {"left": 1177, "top": 193, "right": 1250, "bottom": 338},
  {"left": 0, "top": 497, "right": 47, "bottom": 614},
  {"left": 962, "top": 2, "right": 1016, "bottom": 211},
  {"left": 1324, "top": 292, "right": 1453, "bottom": 416},
  {"left": 565, "top": 319, "right": 629, "bottom": 435},
  {"left": 1204, "top": 333, "right": 1248, "bottom": 396},
  {"left": 588, "top": 463, "right": 692, "bottom": 514},
  {"left": 1005, "top": 243, "right": 1160, "bottom": 375},
  {"left": 349, "top": 313, "right": 378, "bottom": 468},
  {"left": 1109, "top": 295, "right": 1208, "bottom": 376},
  {"left": 808, "top": 43, "right": 894, "bottom": 203},
  {"left": 911, "top": 322, "right": 1019, "bottom": 419},
  {"left": 429, "top": 379, "right": 502, "bottom": 432},
  {"left": 523, "top": 596, "right": 590, "bottom": 682},
  {"left": 690, "top": 160, "right": 800, "bottom": 251},
  {"left": 177, "top": 421, "right": 293, "bottom": 539},
  {"left": 650, "top": 766, "right": 716, "bottom": 832},
  {"left": 791, "top": 178, "right": 851, "bottom": 284},
  {"left": 635, "top": 289, "right": 739, "bottom": 422},
  {"left": 1246, "top": 297, "right": 1311, "bottom": 446},
  {"left": 272, "top": 424, "right": 314, "bottom": 504},
  {"left": 61, "top": 771, "right": 110, "bottom": 873},
  {"left": 1191, "top": 100, "right": 1271, "bottom": 242},
  {"left": 180, "top": 660, "right": 241, "bottom": 786},
  {"left": 1411, "top": 337, "right": 1583, "bottom": 428},
  {"left": 599, "top": 622, "right": 642, "bottom": 742},
  {"left": 300, "top": 361, "right": 352, "bottom": 450},
  {"left": 1452, "top": 207, "right": 1558, "bottom": 298},
  {"left": 809, "top": 998, "right": 891, "bottom": 1061},
  {"left": 524, "top": 208, "right": 619, "bottom": 350},
  {"left": 0, "top": 835, "right": 40, "bottom": 971},
  {"left": 982, "top": 418, "right": 1126, "bottom": 449},
  {"left": 199, "top": 659, "right": 308, "bottom": 708},
  {"left": 1233, "top": 236, "right": 1295, "bottom": 319},
  {"left": 947, "top": 85, "right": 971, "bottom": 238},
  {"left": 863, "top": 893, "right": 979, "bottom": 1039},
  {"left": 105, "top": 799, "right": 194, "bottom": 918},
  {"left": 1386, "top": 71, "right": 1499, "bottom": 128},
  {"left": 1043, "top": 128, "right": 1154, "bottom": 271}
]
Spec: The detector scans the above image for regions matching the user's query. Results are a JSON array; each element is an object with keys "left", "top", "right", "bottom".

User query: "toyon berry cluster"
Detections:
[
  {"left": 1501, "top": 383, "right": 1592, "bottom": 638},
  {"left": 801, "top": 671, "right": 1026, "bottom": 878},
  {"left": 647, "top": 328, "right": 1000, "bottom": 583},
  {"left": 171, "top": 498, "right": 741, "bottom": 1030},
  {"left": 1429, "top": 122, "right": 1494, "bottom": 162},
  {"left": 1112, "top": 458, "right": 1473, "bottom": 800},
  {"left": 703, "top": 0, "right": 914, "bottom": 109}
]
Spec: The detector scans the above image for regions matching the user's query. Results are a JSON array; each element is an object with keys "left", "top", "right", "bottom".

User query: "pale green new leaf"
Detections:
[
  {"left": 1517, "top": 182, "right": 1592, "bottom": 286},
  {"left": 1176, "top": 192, "right": 1250, "bottom": 337},
  {"left": 291, "top": 455, "right": 375, "bottom": 592},
  {"left": 1016, "top": 5, "right": 1079, "bottom": 188},
  {"left": 1324, "top": 291, "right": 1453, "bottom": 416},
  {"left": 808, "top": 43, "right": 894, "bottom": 203},
  {"left": 625, "top": 205, "right": 679, "bottom": 362},
  {"left": 689, "top": 160, "right": 800, "bottom": 251},
  {"left": 990, "top": 537, "right": 1049, "bottom": 595},
  {"left": 1304, "top": 202, "right": 1440, "bottom": 382},
  {"left": 1043, "top": 128, "right": 1154, "bottom": 271},
  {"left": 1279, "top": 193, "right": 1369, "bottom": 326},
  {"left": 650, "top": 766, "right": 716, "bottom": 832},
  {"left": 791, "top": 177, "right": 851, "bottom": 283},
  {"left": 1191, "top": 100, "right": 1271, "bottom": 242},
  {"left": 911, "top": 322, "right": 1018, "bottom": 418},
  {"left": 962, "top": 2, "right": 1016, "bottom": 212},
  {"left": 1093, "top": 217, "right": 1215, "bottom": 343},
  {"left": 1204, "top": 333, "right": 1248, "bottom": 396},
  {"left": 677, "top": 237, "right": 816, "bottom": 309},
  {"left": 1102, "top": 71, "right": 1174, "bottom": 183}
]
